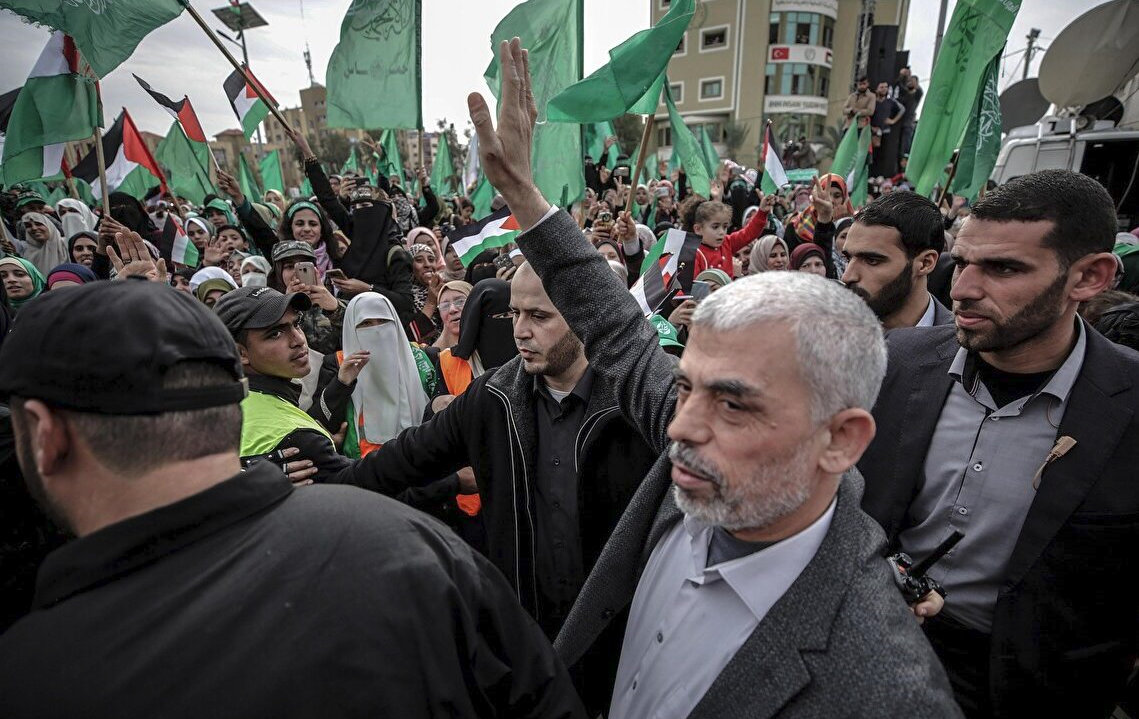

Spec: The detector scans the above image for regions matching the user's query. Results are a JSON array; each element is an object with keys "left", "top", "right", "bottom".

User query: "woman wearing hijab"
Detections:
[
  {"left": 309, "top": 292, "right": 435, "bottom": 457},
  {"left": 240, "top": 255, "right": 271, "bottom": 287},
  {"left": 695, "top": 268, "right": 732, "bottom": 292},
  {"left": 67, "top": 231, "right": 99, "bottom": 268},
  {"left": 188, "top": 266, "right": 238, "bottom": 293},
  {"left": 0, "top": 257, "right": 46, "bottom": 313},
  {"left": 432, "top": 280, "right": 473, "bottom": 351},
  {"left": 184, "top": 216, "right": 213, "bottom": 255},
  {"left": 262, "top": 189, "right": 287, "bottom": 216},
  {"left": 55, "top": 199, "right": 96, "bottom": 238},
  {"left": 405, "top": 241, "right": 443, "bottom": 344},
  {"left": 46, "top": 263, "right": 97, "bottom": 290},
  {"left": 194, "top": 277, "right": 234, "bottom": 308},
  {"left": 790, "top": 242, "right": 828, "bottom": 276},
  {"left": 749, "top": 234, "right": 790, "bottom": 273},
  {"left": 784, "top": 174, "right": 851, "bottom": 278},
  {"left": 278, "top": 200, "right": 339, "bottom": 274},
  {"left": 441, "top": 279, "right": 517, "bottom": 395},
  {"left": 439, "top": 236, "right": 467, "bottom": 282},
  {"left": 832, "top": 216, "right": 854, "bottom": 277},
  {"left": 18, "top": 212, "right": 68, "bottom": 275}
]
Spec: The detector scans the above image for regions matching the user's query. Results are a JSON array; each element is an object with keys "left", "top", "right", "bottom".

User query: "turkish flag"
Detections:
[{"left": 771, "top": 46, "right": 790, "bottom": 60}]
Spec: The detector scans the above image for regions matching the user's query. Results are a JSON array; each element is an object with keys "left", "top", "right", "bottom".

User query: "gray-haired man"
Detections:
[{"left": 465, "top": 38, "right": 961, "bottom": 717}]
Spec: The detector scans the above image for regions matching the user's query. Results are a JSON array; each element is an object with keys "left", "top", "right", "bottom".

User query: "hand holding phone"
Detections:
[{"left": 294, "top": 261, "right": 319, "bottom": 286}]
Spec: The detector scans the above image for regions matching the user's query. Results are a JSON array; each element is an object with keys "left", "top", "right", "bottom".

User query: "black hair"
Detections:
[
  {"left": 1094, "top": 301, "right": 1139, "bottom": 352},
  {"left": 278, "top": 200, "right": 338, "bottom": 260},
  {"left": 854, "top": 191, "right": 945, "bottom": 258},
  {"left": 857, "top": 75, "right": 868, "bottom": 83},
  {"left": 970, "top": 169, "right": 1116, "bottom": 269}
]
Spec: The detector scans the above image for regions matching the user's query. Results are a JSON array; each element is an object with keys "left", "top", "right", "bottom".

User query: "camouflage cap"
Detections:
[{"left": 271, "top": 240, "right": 316, "bottom": 263}]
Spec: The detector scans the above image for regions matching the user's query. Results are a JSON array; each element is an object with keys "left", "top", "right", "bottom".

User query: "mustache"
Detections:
[{"left": 668, "top": 441, "right": 724, "bottom": 487}]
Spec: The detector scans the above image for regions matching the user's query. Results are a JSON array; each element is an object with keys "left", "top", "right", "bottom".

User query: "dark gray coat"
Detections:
[{"left": 519, "top": 209, "right": 962, "bottom": 718}]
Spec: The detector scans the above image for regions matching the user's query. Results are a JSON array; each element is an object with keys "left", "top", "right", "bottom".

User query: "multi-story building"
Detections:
[{"left": 653, "top": 0, "right": 910, "bottom": 168}]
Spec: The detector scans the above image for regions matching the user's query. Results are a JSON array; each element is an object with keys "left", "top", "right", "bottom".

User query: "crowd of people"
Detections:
[{"left": 1, "top": 37, "right": 1139, "bottom": 719}]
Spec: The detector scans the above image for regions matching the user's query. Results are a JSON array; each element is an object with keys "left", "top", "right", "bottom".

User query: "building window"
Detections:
[
  {"left": 767, "top": 64, "right": 831, "bottom": 99},
  {"left": 669, "top": 82, "right": 684, "bottom": 103},
  {"left": 700, "top": 78, "right": 724, "bottom": 101},
  {"left": 657, "top": 126, "right": 671, "bottom": 147},
  {"left": 822, "top": 17, "right": 835, "bottom": 49},
  {"left": 699, "top": 122, "right": 724, "bottom": 142},
  {"left": 674, "top": 34, "right": 686, "bottom": 56},
  {"left": 660, "top": 0, "right": 669, "bottom": 8},
  {"left": 765, "top": 63, "right": 776, "bottom": 94},
  {"left": 769, "top": 14, "right": 779, "bottom": 44},
  {"left": 701, "top": 26, "right": 728, "bottom": 51}
]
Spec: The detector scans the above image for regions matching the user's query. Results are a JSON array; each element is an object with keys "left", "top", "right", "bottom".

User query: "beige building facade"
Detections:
[{"left": 653, "top": 0, "right": 910, "bottom": 167}]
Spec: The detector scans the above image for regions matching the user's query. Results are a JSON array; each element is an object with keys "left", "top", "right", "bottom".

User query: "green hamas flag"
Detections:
[
  {"left": 849, "top": 125, "right": 873, "bottom": 208},
  {"left": 828, "top": 121, "right": 860, "bottom": 180},
  {"left": 485, "top": 0, "right": 584, "bottom": 206},
  {"left": 326, "top": 0, "right": 422, "bottom": 130},
  {"left": 154, "top": 121, "right": 213, "bottom": 205},
  {"left": 469, "top": 171, "right": 495, "bottom": 217},
  {"left": 377, "top": 129, "right": 404, "bottom": 183},
  {"left": 343, "top": 144, "right": 360, "bottom": 173},
  {"left": 663, "top": 81, "right": 710, "bottom": 197},
  {"left": 259, "top": 149, "right": 284, "bottom": 194},
  {"left": 699, "top": 124, "right": 720, "bottom": 177},
  {"left": 2, "top": 0, "right": 183, "bottom": 78},
  {"left": 584, "top": 121, "right": 619, "bottom": 169},
  {"left": 430, "top": 130, "right": 457, "bottom": 197},
  {"left": 908, "top": 0, "right": 1020, "bottom": 195},
  {"left": 238, "top": 151, "right": 261, "bottom": 203},
  {"left": 546, "top": 0, "right": 693, "bottom": 123},
  {"left": 951, "top": 56, "right": 1001, "bottom": 202}
]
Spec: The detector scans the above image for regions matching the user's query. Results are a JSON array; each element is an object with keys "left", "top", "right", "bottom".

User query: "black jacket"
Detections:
[
  {"left": 325, "top": 356, "right": 659, "bottom": 637},
  {"left": 858, "top": 323, "right": 1139, "bottom": 717}
]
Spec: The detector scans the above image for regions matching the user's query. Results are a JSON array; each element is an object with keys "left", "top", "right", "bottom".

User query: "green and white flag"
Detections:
[
  {"left": 259, "top": 149, "right": 284, "bottom": 194},
  {"left": 584, "top": 121, "right": 620, "bottom": 169},
  {"left": 154, "top": 120, "right": 213, "bottom": 205},
  {"left": 699, "top": 124, "right": 720, "bottom": 177},
  {"left": 485, "top": 0, "right": 584, "bottom": 206},
  {"left": 224, "top": 66, "right": 274, "bottom": 140},
  {"left": 445, "top": 206, "right": 520, "bottom": 266},
  {"left": 908, "top": 0, "right": 1020, "bottom": 195},
  {"left": 951, "top": 56, "right": 1002, "bottom": 202},
  {"left": 326, "top": 0, "right": 422, "bottom": 130},
  {"left": 376, "top": 129, "right": 404, "bottom": 183},
  {"left": 238, "top": 151, "right": 261, "bottom": 204},
  {"left": 469, "top": 171, "right": 495, "bottom": 217},
  {"left": 663, "top": 81, "right": 710, "bottom": 197},
  {"left": 829, "top": 121, "right": 861, "bottom": 180},
  {"left": 1, "top": 32, "right": 100, "bottom": 186},
  {"left": 430, "top": 129, "right": 456, "bottom": 197},
  {"left": 1, "top": 0, "right": 183, "bottom": 78},
  {"left": 849, "top": 125, "right": 872, "bottom": 208},
  {"left": 546, "top": 0, "right": 694, "bottom": 123}
]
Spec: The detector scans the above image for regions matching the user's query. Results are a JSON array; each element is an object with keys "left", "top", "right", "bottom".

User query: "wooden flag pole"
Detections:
[
  {"left": 64, "top": 145, "right": 79, "bottom": 200},
  {"left": 92, "top": 126, "right": 111, "bottom": 218},
  {"left": 937, "top": 150, "right": 961, "bottom": 206},
  {"left": 625, "top": 113, "right": 655, "bottom": 216},
  {"left": 177, "top": 0, "right": 294, "bottom": 135}
]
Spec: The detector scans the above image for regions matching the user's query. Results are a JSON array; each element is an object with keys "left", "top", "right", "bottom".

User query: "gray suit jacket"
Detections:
[
  {"left": 932, "top": 296, "right": 953, "bottom": 326},
  {"left": 519, "top": 210, "right": 961, "bottom": 718}
]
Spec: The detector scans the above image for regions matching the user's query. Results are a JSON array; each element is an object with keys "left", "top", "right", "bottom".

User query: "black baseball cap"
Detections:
[
  {"left": 214, "top": 286, "right": 311, "bottom": 337},
  {"left": 0, "top": 279, "right": 246, "bottom": 414}
]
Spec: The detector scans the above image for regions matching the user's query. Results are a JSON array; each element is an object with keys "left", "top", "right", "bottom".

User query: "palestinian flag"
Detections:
[
  {"left": 446, "top": 206, "right": 521, "bottom": 266},
  {"left": 133, "top": 74, "right": 207, "bottom": 143},
  {"left": 156, "top": 213, "right": 199, "bottom": 267},
  {"left": 74, "top": 110, "right": 166, "bottom": 199},
  {"left": 224, "top": 66, "right": 274, "bottom": 140},
  {"left": 630, "top": 228, "right": 701, "bottom": 316},
  {"left": 1, "top": 32, "right": 100, "bottom": 185},
  {"left": 760, "top": 122, "right": 788, "bottom": 196}
]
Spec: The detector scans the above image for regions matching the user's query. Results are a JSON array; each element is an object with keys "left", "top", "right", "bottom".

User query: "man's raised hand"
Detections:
[{"left": 467, "top": 37, "right": 550, "bottom": 230}]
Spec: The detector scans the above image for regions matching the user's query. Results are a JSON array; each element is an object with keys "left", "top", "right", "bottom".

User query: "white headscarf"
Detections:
[
  {"left": 19, "top": 212, "right": 68, "bottom": 275},
  {"left": 343, "top": 292, "right": 428, "bottom": 444},
  {"left": 189, "top": 266, "right": 238, "bottom": 292},
  {"left": 55, "top": 198, "right": 96, "bottom": 238},
  {"left": 240, "top": 255, "right": 271, "bottom": 287}
]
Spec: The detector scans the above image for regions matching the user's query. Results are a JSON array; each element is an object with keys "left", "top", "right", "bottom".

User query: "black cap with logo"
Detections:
[
  {"left": 213, "top": 286, "right": 312, "bottom": 338},
  {"left": 0, "top": 279, "right": 246, "bottom": 414}
]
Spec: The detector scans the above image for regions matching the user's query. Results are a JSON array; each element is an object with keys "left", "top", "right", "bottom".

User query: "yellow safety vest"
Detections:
[{"left": 240, "top": 390, "right": 333, "bottom": 458}]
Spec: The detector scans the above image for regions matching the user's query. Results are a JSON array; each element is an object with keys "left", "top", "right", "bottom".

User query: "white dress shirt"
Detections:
[
  {"left": 608, "top": 499, "right": 836, "bottom": 719},
  {"left": 915, "top": 293, "right": 937, "bottom": 328}
]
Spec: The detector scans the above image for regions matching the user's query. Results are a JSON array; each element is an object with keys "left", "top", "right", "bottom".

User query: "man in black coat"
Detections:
[{"left": 858, "top": 169, "right": 1138, "bottom": 717}]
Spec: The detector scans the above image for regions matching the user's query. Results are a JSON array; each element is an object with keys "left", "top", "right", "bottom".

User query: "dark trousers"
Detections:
[{"left": 923, "top": 613, "right": 993, "bottom": 718}]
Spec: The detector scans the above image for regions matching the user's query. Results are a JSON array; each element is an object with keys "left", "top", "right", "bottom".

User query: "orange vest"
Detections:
[
  {"left": 438, "top": 348, "right": 473, "bottom": 396},
  {"left": 336, "top": 351, "right": 383, "bottom": 457}
]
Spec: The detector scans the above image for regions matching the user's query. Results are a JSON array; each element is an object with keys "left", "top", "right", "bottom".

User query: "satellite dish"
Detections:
[
  {"left": 1080, "top": 95, "right": 1125, "bottom": 125},
  {"left": 999, "top": 79, "right": 1050, "bottom": 130},
  {"left": 1039, "top": 0, "right": 1139, "bottom": 108}
]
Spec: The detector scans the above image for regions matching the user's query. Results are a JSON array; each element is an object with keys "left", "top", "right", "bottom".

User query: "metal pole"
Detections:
[
  {"left": 1023, "top": 28, "right": 1040, "bottom": 81},
  {"left": 932, "top": 0, "right": 949, "bottom": 76}
]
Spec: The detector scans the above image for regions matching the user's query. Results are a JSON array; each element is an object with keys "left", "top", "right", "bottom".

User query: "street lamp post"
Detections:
[{"left": 212, "top": 2, "right": 269, "bottom": 152}]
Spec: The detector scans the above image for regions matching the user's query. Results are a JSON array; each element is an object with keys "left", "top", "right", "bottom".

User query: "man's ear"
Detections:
[
  {"left": 1068, "top": 252, "right": 1119, "bottom": 303},
  {"left": 236, "top": 340, "right": 251, "bottom": 369},
  {"left": 18, "top": 399, "right": 72, "bottom": 478},
  {"left": 914, "top": 249, "right": 940, "bottom": 277},
  {"left": 818, "top": 408, "right": 876, "bottom": 476}
]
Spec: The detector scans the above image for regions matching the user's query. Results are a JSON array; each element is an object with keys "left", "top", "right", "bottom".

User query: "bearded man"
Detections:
[
  {"left": 859, "top": 169, "right": 1139, "bottom": 717},
  {"left": 842, "top": 191, "right": 952, "bottom": 328}
]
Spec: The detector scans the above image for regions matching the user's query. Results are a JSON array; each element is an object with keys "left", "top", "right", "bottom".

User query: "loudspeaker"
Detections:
[{"left": 867, "top": 25, "right": 899, "bottom": 86}]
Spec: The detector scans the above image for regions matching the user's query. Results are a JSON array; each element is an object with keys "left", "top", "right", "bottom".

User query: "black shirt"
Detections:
[
  {"left": 532, "top": 368, "right": 594, "bottom": 634},
  {"left": 0, "top": 464, "right": 585, "bottom": 718}
]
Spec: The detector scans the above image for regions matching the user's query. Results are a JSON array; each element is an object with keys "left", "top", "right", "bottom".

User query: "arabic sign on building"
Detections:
[
  {"left": 764, "top": 95, "right": 830, "bottom": 116},
  {"left": 771, "top": 0, "right": 839, "bottom": 19},
  {"left": 769, "top": 44, "right": 833, "bottom": 68}
]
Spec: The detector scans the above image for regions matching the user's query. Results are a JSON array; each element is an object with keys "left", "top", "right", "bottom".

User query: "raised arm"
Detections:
[{"left": 467, "top": 38, "right": 677, "bottom": 453}]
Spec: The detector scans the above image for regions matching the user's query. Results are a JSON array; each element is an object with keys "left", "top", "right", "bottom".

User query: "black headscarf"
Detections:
[
  {"left": 463, "top": 250, "right": 498, "bottom": 285},
  {"left": 452, "top": 279, "right": 517, "bottom": 370},
  {"left": 108, "top": 192, "right": 156, "bottom": 236}
]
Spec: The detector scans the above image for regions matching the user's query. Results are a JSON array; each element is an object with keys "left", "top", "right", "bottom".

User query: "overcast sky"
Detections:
[{"left": 0, "top": 0, "right": 1110, "bottom": 142}]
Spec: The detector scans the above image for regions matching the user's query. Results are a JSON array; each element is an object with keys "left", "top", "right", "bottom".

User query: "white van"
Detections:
[{"left": 991, "top": 117, "right": 1139, "bottom": 230}]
